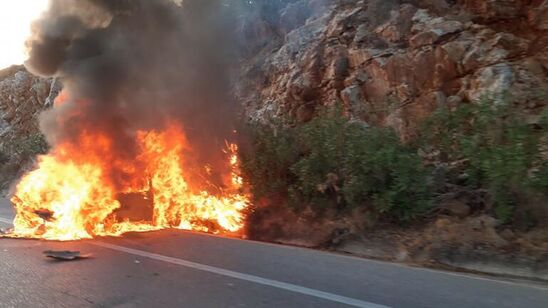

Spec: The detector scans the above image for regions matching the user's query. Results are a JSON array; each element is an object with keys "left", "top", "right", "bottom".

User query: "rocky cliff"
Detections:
[
  {"left": 234, "top": 0, "right": 548, "bottom": 280},
  {"left": 0, "top": 0, "right": 546, "bottom": 279},
  {"left": 236, "top": 0, "right": 547, "bottom": 139},
  {"left": 0, "top": 66, "right": 58, "bottom": 188}
]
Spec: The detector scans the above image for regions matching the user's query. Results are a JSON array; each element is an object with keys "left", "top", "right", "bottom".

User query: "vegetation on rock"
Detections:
[
  {"left": 0, "top": 133, "right": 48, "bottom": 189},
  {"left": 421, "top": 96, "right": 548, "bottom": 223},
  {"left": 241, "top": 97, "right": 548, "bottom": 226},
  {"left": 241, "top": 107, "right": 432, "bottom": 223}
]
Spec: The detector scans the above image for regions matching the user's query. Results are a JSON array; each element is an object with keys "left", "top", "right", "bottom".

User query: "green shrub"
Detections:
[
  {"left": 242, "top": 96, "right": 546, "bottom": 225},
  {"left": 241, "top": 108, "right": 432, "bottom": 222},
  {"left": 0, "top": 133, "right": 49, "bottom": 188},
  {"left": 1, "top": 133, "right": 47, "bottom": 164},
  {"left": 341, "top": 126, "right": 431, "bottom": 221},
  {"left": 240, "top": 121, "right": 299, "bottom": 203},
  {"left": 421, "top": 96, "right": 547, "bottom": 222},
  {"left": 528, "top": 109, "right": 548, "bottom": 196},
  {"left": 288, "top": 109, "right": 349, "bottom": 209},
  {"left": 17, "top": 133, "right": 49, "bottom": 162}
]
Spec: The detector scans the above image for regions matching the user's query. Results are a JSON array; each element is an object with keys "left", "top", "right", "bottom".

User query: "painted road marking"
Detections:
[
  {"left": 1, "top": 212, "right": 547, "bottom": 300},
  {"left": 92, "top": 241, "right": 389, "bottom": 308},
  {"left": 0, "top": 216, "right": 387, "bottom": 307}
]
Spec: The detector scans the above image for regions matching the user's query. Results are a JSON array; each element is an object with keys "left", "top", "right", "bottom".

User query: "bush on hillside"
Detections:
[
  {"left": 242, "top": 96, "right": 546, "bottom": 226},
  {"left": 241, "top": 108, "right": 432, "bottom": 223},
  {"left": 421, "top": 96, "right": 548, "bottom": 222},
  {"left": 0, "top": 133, "right": 49, "bottom": 189},
  {"left": 240, "top": 120, "right": 299, "bottom": 204}
]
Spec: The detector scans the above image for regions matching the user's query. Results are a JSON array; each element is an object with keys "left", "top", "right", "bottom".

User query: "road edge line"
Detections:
[{"left": 92, "top": 241, "right": 389, "bottom": 308}]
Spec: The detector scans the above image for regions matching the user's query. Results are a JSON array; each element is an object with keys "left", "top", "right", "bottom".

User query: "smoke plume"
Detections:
[{"left": 25, "top": 0, "right": 239, "bottom": 189}]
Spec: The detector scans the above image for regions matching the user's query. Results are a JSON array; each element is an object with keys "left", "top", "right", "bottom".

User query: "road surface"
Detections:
[{"left": 0, "top": 198, "right": 547, "bottom": 308}]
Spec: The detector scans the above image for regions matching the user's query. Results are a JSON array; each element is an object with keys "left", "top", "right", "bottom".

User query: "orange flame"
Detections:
[{"left": 10, "top": 124, "right": 249, "bottom": 241}]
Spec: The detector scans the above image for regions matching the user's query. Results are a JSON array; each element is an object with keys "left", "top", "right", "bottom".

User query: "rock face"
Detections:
[
  {"left": 0, "top": 66, "right": 54, "bottom": 145},
  {"left": 0, "top": 65, "right": 56, "bottom": 188},
  {"left": 236, "top": 0, "right": 548, "bottom": 140}
]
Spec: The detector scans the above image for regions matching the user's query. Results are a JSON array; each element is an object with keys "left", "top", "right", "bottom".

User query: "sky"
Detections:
[{"left": 0, "top": 0, "right": 49, "bottom": 69}]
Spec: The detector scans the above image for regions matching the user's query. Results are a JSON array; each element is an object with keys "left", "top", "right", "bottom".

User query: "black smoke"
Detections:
[{"left": 25, "top": 0, "right": 241, "bottom": 190}]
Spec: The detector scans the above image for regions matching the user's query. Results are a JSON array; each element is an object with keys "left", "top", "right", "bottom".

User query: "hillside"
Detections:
[
  {"left": 236, "top": 0, "right": 547, "bottom": 135},
  {"left": 0, "top": 0, "right": 547, "bottom": 280},
  {"left": 234, "top": 0, "right": 548, "bottom": 280}
]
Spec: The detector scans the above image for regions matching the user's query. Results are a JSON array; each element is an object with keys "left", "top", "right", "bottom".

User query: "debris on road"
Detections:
[{"left": 43, "top": 250, "right": 91, "bottom": 261}]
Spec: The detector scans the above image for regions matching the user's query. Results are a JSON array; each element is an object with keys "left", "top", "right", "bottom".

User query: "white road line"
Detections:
[
  {"left": 91, "top": 241, "right": 389, "bottom": 308},
  {"left": 0, "top": 215, "right": 387, "bottom": 307},
  {"left": 1, "top": 212, "right": 546, "bottom": 294}
]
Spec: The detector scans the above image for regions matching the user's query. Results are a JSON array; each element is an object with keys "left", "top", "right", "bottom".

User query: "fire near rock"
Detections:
[{"left": 10, "top": 0, "right": 248, "bottom": 240}]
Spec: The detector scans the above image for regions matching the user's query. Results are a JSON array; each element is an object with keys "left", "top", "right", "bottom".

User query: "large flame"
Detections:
[{"left": 10, "top": 121, "right": 249, "bottom": 241}]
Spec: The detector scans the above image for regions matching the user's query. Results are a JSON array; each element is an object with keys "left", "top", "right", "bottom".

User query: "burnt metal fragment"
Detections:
[{"left": 43, "top": 250, "right": 91, "bottom": 261}]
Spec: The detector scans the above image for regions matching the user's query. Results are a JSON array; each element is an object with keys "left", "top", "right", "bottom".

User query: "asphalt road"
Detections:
[{"left": 0, "top": 198, "right": 547, "bottom": 308}]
